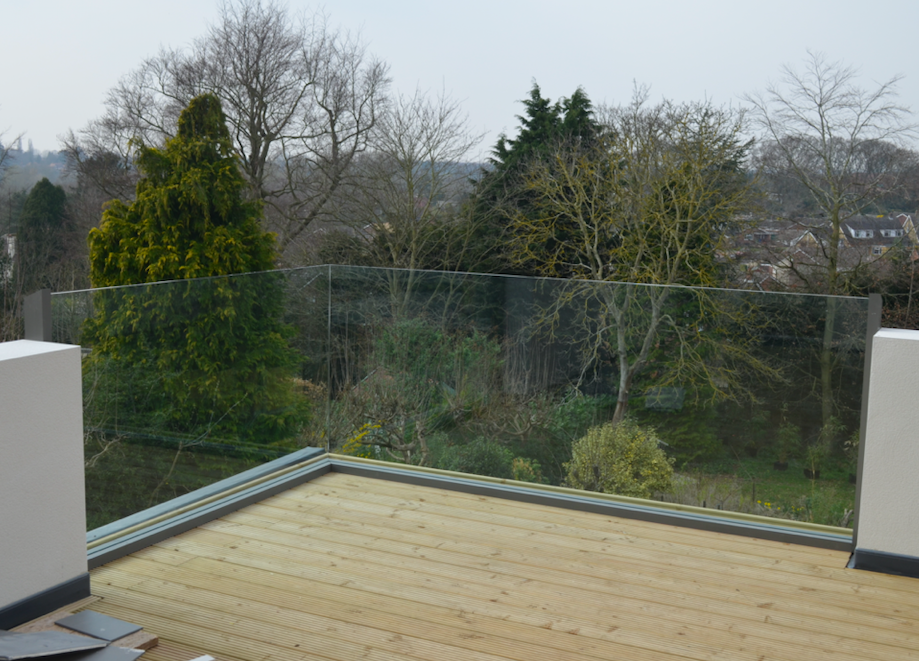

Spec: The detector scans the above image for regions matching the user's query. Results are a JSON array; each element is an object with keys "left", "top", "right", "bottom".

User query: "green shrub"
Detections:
[
  {"left": 565, "top": 419, "right": 674, "bottom": 498},
  {"left": 776, "top": 420, "right": 802, "bottom": 463},
  {"left": 635, "top": 404, "right": 721, "bottom": 465},
  {"left": 439, "top": 437, "right": 514, "bottom": 479},
  {"left": 511, "top": 457, "right": 546, "bottom": 483}
]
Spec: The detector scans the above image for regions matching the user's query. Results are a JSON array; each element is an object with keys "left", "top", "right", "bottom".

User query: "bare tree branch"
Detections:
[{"left": 65, "top": 0, "right": 390, "bottom": 262}]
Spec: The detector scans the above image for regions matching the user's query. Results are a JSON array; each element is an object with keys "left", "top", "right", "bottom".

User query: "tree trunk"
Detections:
[
  {"left": 611, "top": 376, "right": 631, "bottom": 425},
  {"left": 819, "top": 208, "right": 842, "bottom": 429},
  {"left": 820, "top": 296, "right": 838, "bottom": 427}
]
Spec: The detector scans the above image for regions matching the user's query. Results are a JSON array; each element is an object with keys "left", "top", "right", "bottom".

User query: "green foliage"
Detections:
[
  {"left": 511, "top": 456, "right": 546, "bottom": 483},
  {"left": 88, "top": 94, "right": 275, "bottom": 284},
  {"left": 19, "top": 178, "right": 67, "bottom": 237},
  {"left": 83, "top": 94, "right": 308, "bottom": 447},
  {"left": 439, "top": 436, "right": 514, "bottom": 479},
  {"left": 505, "top": 392, "right": 613, "bottom": 485},
  {"left": 819, "top": 415, "right": 846, "bottom": 445},
  {"left": 805, "top": 416, "right": 841, "bottom": 475},
  {"left": 492, "top": 85, "right": 599, "bottom": 173},
  {"left": 340, "top": 318, "right": 503, "bottom": 465},
  {"left": 635, "top": 404, "right": 722, "bottom": 466},
  {"left": 805, "top": 439, "right": 831, "bottom": 476},
  {"left": 472, "top": 83, "right": 601, "bottom": 275},
  {"left": 776, "top": 420, "right": 802, "bottom": 463},
  {"left": 544, "top": 391, "right": 615, "bottom": 439},
  {"left": 565, "top": 419, "right": 674, "bottom": 498},
  {"left": 374, "top": 317, "right": 502, "bottom": 419}
]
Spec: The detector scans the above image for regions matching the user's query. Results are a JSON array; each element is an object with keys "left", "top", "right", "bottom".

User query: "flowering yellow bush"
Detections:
[
  {"left": 565, "top": 419, "right": 674, "bottom": 498},
  {"left": 341, "top": 422, "right": 381, "bottom": 459},
  {"left": 511, "top": 457, "right": 545, "bottom": 484}
]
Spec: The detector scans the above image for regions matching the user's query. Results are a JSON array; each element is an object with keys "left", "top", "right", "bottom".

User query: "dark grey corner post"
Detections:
[
  {"left": 851, "top": 292, "right": 883, "bottom": 551},
  {"left": 23, "top": 289, "right": 52, "bottom": 342}
]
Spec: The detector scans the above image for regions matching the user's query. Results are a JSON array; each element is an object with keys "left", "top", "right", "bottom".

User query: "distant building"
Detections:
[
  {"left": 728, "top": 213, "right": 917, "bottom": 291},
  {"left": 840, "top": 214, "right": 915, "bottom": 256}
]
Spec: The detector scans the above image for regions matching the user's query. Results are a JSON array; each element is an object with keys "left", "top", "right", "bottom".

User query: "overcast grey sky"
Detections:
[{"left": 3, "top": 0, "right": 918, "bottom": 156}]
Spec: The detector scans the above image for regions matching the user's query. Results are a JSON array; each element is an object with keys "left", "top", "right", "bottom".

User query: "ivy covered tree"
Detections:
[
  {"left": 85, "top": 93, "right": 308, "bottom": 447},
  {"left": 510, "top": 94, "right": 772, "bottom": 424}
]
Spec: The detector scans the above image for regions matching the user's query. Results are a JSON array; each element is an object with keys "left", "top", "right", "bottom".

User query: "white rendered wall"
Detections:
[
  {"left": 858, "top": 328, "right": 919, "bottom": 558},
  {"left": 0, "top": 340, "right": 86, "bottom": 608}
]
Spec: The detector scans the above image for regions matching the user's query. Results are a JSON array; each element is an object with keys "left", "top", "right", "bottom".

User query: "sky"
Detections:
[{"left": 3, "top": 0, "right": 919, "bottom": 158}]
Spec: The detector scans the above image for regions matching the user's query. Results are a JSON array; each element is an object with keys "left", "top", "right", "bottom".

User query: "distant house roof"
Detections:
[
  {"left": 841, "top": 215, "right": 912, "bottom": 247},
  {"left": 732, "top": 214, "right": 917, "bottom": 289}
]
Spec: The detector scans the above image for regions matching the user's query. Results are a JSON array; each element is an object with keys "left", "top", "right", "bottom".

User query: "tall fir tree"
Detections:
[
  {"left": 85, "top": 93, "right": 308, "bottom": 447},
  {"left": 88, "top": 94, "right": 276, "bottom": 284},
  {"left": 471, "top": 84, "right": 601, "bottom": 275},
  {"left": 18, "top": 177, "right": 69, "bottom": 292}
]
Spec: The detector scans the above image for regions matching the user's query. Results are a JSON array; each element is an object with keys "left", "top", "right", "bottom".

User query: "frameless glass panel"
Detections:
[
  {"left": 52, "top": 267, "right": 330, "bottom": 530},
  {"left": 54, "top": 265, "right": 869, "bottom": 530},
  {"left": 326, "top": 266, "right": 868, "bottom": 529}
]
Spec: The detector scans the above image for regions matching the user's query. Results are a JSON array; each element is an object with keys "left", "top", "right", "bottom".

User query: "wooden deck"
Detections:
[{"left": 89, "top": 471, "right": 919, "bottom": 661}]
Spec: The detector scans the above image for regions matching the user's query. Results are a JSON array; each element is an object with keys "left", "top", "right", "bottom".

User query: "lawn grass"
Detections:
[{"left": 672, "top": 454, "right": 857, "bottom": 528}]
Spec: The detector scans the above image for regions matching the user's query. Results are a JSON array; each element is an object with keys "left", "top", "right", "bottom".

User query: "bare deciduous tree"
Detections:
[
  {"left": 64, "top": 0, "right": 390, "bottom": 261},
  {"left": 347, "top": 90, "right": 483, "bottom": 267},
  {"left": 746, "top": 51, "right": 915, "bottom": 294},
  {"left": 745, "top": 51, "right": 916, "bottom": 427},
  {"left": 328, "top": 89, "right": 485, "bottom": 314},
  {"left": 0, "top": 133, "right": 16, "bottom": 177}
]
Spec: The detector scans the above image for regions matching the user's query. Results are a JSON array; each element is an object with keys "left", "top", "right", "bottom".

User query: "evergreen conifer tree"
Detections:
[
  {"left": 472, "top": 84, "right": 601, "bottom": 274},
  {"left": 85, "top": 93, "right": 307, "bottom": 447},
  {"left": 18, "top": 177, "right": 69, "bottom": 292}
]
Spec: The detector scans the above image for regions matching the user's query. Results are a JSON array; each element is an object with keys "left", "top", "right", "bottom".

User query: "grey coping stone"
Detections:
[
  {"left": 0, "top": 630, "right": 107, "bottom": 659},
  {"left": 55, "top": 612, "right": 142, "bottom": 642},
  {"left": 50, "top": 647, "right": 144, "bottom": 660}
]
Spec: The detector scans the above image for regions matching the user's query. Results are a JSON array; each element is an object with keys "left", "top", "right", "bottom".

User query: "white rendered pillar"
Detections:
[
  {"left": 0, "top": 340, "right": 87, "bottom": 617},
  {"left": 855, "top": 328, "right": 919, "bottom": 574}
]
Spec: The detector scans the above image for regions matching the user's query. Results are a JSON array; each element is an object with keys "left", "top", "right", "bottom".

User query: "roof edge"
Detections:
[
  {"left": 330, "top": 456, "right": 853, "bottom": 552},
  {"left": 87, "top": 453, "right": 854, "bottom": 568},
  {"left": 87, "top": 446, "right": 326, "bottom": 544},
  {"left": 87, "top": 453, "right": 332, "bottom": 568}
]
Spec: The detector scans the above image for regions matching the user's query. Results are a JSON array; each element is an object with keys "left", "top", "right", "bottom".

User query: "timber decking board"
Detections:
[
  {"left": 140, "top": 525, "right": 919, "bottom": 645},
  {"left": 220, "top": 497, "right": 919, "bottom": 611},
  {"left": 90, "top": 472, "right": 919, "bottom": 661},
  {"left": 298, "top": 473, "right": 848, "bottom": 562}
]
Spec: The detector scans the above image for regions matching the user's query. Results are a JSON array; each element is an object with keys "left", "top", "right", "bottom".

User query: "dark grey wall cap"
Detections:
[
  {"left": 23, "top": 289, "right": 52, "bottom": 342},
  {"left": 87, "top": 446, "right": 326, "bottom": 544},
  {"left": 87, "top": 456, "right": 332, "bottom": 568},
  {"left": 850, "top": 548, "right": 919, "bottom": 579},
  {"left": 87, "top": 452, "right": 854, "bottom": 569},
  {"left": 329, "top": 460, "right": 853, "bottom": 552},
  {"left": 0, "top": 574, "right": 91, "bottom": 631}
]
